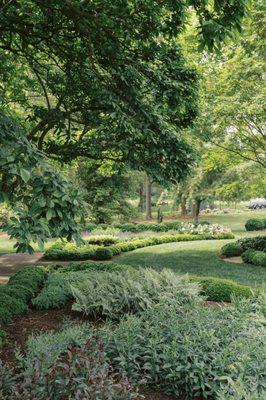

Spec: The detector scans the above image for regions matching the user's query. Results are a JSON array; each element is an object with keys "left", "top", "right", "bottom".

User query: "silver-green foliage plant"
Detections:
[
  {"left": 71, "top": 269, "right": 200, "bottom": 319},
  {"left": 101, "top": 297, "right": 266, "bottom": 398}
]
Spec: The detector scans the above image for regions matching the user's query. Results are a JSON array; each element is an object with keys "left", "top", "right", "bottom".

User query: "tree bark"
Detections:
[
  {"left": 193, "top": 199, "right": 201, "bottom": 224},
  {"left": 180, "top": 197, "right": 188, "bottom": 217},
  {"left": 145, "top": 175, "right": 152, "bottom": 219}
]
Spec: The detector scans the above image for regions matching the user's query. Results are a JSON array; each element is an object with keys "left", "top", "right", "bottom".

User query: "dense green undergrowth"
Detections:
[
  {"left": 32, "top": 262, "right": 256, "bottom": 311},
  {"left": 44, "top": 232, "right": 234, "bottom": 261},
  {"left": 12, "top": 295, "right": 266, "bottom": 400}
]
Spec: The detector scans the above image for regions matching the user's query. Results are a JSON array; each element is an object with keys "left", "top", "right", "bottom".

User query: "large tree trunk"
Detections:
[
  {"left": 145, "top": 175, "right": 152, "bottom": 219},
  {"left": 193, "top": 199, "right": 201, "bottom": 225},
  {"left": 180, "top": 197, "right": 188, "bottom": 217},
  {"left": 138, "top": 184, "right": 145, "bottom": 211}
]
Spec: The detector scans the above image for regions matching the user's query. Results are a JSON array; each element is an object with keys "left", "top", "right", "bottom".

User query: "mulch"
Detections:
[{"left": 1, "top": 305, "right": 206, "bottom": 400}]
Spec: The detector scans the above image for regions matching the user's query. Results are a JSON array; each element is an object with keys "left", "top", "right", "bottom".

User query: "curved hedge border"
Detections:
[
  {"left": 0, "top": 265, "right": 48, "bottom": 348},
  {"left": 245, "top": 218, "right": 266, "bottom": 231},
  {"left": 44, "top": 232, "right": 234, "bottom": 261}
]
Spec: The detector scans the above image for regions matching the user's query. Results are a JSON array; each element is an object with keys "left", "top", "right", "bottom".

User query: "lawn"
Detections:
[{"left": 116, "top": 238, "right": 265, "bottom": 288}]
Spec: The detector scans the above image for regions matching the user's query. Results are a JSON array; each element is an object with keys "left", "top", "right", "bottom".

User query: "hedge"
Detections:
[
  {"left": 189, "top": 276, "right": 254, "bottom": 302},
  {"left": 220, "top": 242, "right": 243, "bottom": 257},
  {"left": 241, "top": 250, "right": 266, "bottom": 267},
  {"left": 85, "top": 220, "right": 211, "bottom": 233},
  {"left": 44, "top": 232, "right": 235, "bottom": 261},
  {"left": 245, "top": 218, "right": 266, "bottom": 231},
  {"left": 0, "top": 266, "right": 48, "bottom": 326}
]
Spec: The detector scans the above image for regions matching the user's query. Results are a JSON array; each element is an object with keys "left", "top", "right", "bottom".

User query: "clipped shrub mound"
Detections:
[
  {"left": 221, "top": 236, "right": 266, "bottom": 265},
  {"left": 44, "top": 232, "right": 234, "bottom": 261},
  {"left": 245, "top": 218, "right": 266, "bottom": 231},
  {"left": 190, "top": 276, "right": 254, "bottom": 302},
  {"left": 220, "top": 242, "right": 243, "bottom": 257},
  {"left": 237, "top": 236, "right": 266, "bottom": 252},
  {"left": 0, "top": 266, "right": 48, "bottom": 326},
  {"left": 241, "top": 249, "right": 266, "bottom": 267},
  {"left": 87, "top": 235, "right": 119, "bottom": 246}
]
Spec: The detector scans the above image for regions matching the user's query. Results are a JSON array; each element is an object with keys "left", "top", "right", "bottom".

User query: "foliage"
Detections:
[
  {"left": 245, "top": 218, "right": 266, "bottom": 231},
  {"left": 44, "top": 232, "right": 234, "bottom": 261},
  {"left": 8, "top": 265, "right": 48, "bottom": 295},
  {"left": 189, "top": 276, "right": 254, "bottom": 302},
  {"left": 0, "top": 339, "right": 139, "bottom": 400},
  {"left": 77, "top": 160, "right": 138, "bottom": 224},
  {"left": 0, "top": 329, "right": 6, "bottom": 349},
  {"left": 87, "top": 235, "right": 119, "bottom": 246},
  {"left": 194, "top": 0, "right": 266, "bottom": 168},
  {"left": 72, "top": 269, "right": 200, "bottom": 320},
  {"left": 0, "top": 205, "right": 13, "bottom": 229},
  {"left": 102, "top": 297, "right": 265, "bottom": 398},
  {"left": 0, "top": 113, "right": 85, "bottom": 253},
  {"left": 33, "top": 263, "right": 133, "bottom": 309},
  {"left": 93, "top": 247, "right": 113, "bottom": 260},
  {"left": 0, "top": 265, "right": 48, "bottom": 326},
  {"left": 220, "top": 242, "right": 243, "bottom": 257},
  {"left": 237, "top": 236, "right": 266, "bottom": 252},
  {"left": 241, "top": 250, "right": 266, "bottom": 267}
]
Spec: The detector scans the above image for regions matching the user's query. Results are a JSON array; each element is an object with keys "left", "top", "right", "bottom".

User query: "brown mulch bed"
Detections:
[{"left": 1, "top": 305, "right": 206, "bottom": 400}]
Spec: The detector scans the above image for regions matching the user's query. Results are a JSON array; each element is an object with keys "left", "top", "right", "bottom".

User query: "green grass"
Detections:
[
  {"left": 198, "top": 210, "right": 266, "bottom": 233},
  {"left": 116, "top": 238, "right": 266, "bottom": 288}
]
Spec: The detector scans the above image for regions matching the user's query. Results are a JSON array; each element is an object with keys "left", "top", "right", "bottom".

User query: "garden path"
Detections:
[{"left": 0, "top": 253, "right": 77, "bottom": 283}]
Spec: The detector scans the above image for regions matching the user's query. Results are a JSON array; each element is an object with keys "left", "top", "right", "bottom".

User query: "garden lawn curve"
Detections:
[{"left": 115, "top": 239, "right": 266, "bottom": 288}]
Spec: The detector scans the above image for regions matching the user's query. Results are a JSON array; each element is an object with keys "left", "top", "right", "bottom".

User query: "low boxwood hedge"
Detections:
[
  {"left": 245, "top": 218, "right": 266, "bottom": 231},
  {"left": 241, "top": 249, "right": 266, "bottom": 267},
  {"left": 0, "top": 266, "right": 48, "bottom": 326},
  {"left": 220, "top": 242, "right": 243, "bottom": 257},
  {"left": 44, "top": 232, "right": 234, "bottom": 261},
  {"left": 189, "top": 276, "right": 254, "bottom": 302}
]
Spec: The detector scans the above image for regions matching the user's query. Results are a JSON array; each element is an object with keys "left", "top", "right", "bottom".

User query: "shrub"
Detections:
[
  {"left": 0, "top": 266, "right": 48, "bottom": 325},
  {"left": 242, "top": 250, "right": 266, "bottom": 267},
  {"left": 92, "top": 247, "right": 113, "bottom": 260},
  {"left": 47, "top": 261, "right": 132, "bottom": 274},
  {"left": 0, "top": 293, "right": 28, "bottom": 324},
  {"left": 72, "top": 269, "right": 200, "bottom": 319},
  {"left": 25, "top": 297, "right": 265, "bottom": 399},
  {"left": 0, "top": 329, "right": 6, "bottom": 348},
  {"left": 190, "top": 276, "right": 254, "bottom": 302},
  {"left": 33, "top": 263, "right": 134, "bottom": 309},
  {"left": 245, "top": 218, "right": 265, "bottom": 231},
  {"left": 220, "top": 242, "right": 243, "bottom": 257},
  {"left": 44, "top": 232, "right": 234, "bottom": 261},
  {"left": 101, "top": 297, "right": 265, "bottom": 398},
  {"left": 237, "top": 236, "right": 266, "bottom": 252},
  {"left": 0, "top": 338, "right": 139, "bottom": 400},
  {"left": 8, "top": 265, "right": 48, "bottom": 295},
  {"left": 87, "top": 235, "right": 119, "bottom": 246}
]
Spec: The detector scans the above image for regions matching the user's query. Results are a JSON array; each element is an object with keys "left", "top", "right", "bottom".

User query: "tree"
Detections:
[
  {"left": 77, "top": 160, "right": 138, "bottom": 224},
  {"left": 195, "top": 0, "right": 266, "bottom": 167},
  {"left": 0, "top": 0, "right": 248, "bottom": 249}
]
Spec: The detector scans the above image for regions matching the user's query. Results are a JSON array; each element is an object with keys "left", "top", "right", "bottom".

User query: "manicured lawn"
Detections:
[
  {"left": 199, "top": 210, "right": 266, "bottom": 233},
  {"left": 116, "top": 238, "right": 266, "bottom": 288}
]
